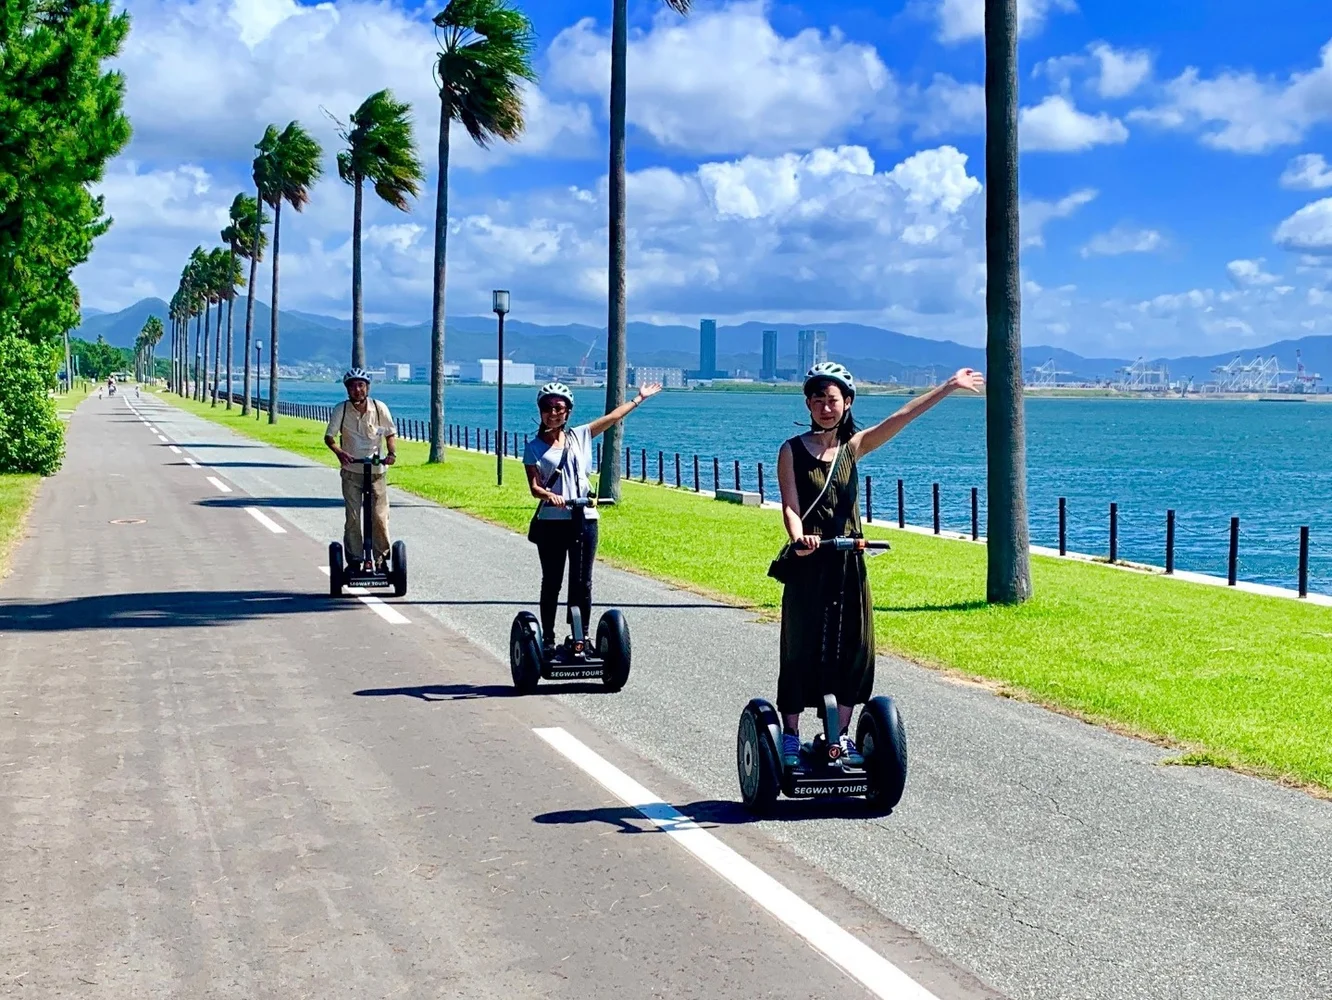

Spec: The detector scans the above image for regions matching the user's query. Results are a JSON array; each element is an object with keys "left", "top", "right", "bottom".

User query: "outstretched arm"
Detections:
[
  {"left": 850, "top": 368, "right": 984, "bottom": 459},
  {"left": 587, "top": 383, "right": 662, "bottom": 439}
]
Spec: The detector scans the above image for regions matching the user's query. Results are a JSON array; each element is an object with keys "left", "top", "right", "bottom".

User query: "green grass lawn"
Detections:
[
  {"left": 0, "top": 473, "right": 41, "bottom": 576},
  {"left": 51, "top": 381, "right": 97, "bottom": 414},
  {"left": 167, "top": 392, "right": 1332, "bottom": 793}
]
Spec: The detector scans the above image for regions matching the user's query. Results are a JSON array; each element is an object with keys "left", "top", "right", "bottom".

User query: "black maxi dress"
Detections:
[{"left": 776, "top": 436, "right": 876, "bottom": 717}]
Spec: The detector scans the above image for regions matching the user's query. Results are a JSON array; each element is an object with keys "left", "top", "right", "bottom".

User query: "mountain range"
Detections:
[{"left": 75, "top": 297, "right": 1332, "bottom": 384}]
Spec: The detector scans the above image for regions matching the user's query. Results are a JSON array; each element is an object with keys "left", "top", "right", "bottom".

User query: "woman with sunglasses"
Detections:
[
  {"left": 523, "top": 380, "right": 662, "bottom": 656},
  {"left": 775, "top": 361, "right": 984, "bottom": 768}
]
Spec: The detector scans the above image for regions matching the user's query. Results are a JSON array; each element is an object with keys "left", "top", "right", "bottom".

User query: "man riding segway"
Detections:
[{"left": 324, "top": 367, "right": 397, "bottom": 578}]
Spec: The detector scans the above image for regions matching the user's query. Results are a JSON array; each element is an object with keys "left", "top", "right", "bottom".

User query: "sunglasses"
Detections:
[{"left": 540, "top": 402, "right": 569, "bottom": 413}]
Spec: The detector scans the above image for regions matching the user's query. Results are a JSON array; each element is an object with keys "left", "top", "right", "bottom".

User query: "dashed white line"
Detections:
[
  {"left": 533, "top": 727, "right": 941, "bottom": 1000},
  {"left": 155, "top": 434, "right": 166, "bottom": 441},
  {"left": 206, "top": 476, "right": 232, "bottom": 493},
  {"left": 318, "top": 566, "right": 410, "bottom": 623},
  {"left": 184, "top": 457, "right": 200, "bottom": 468},
  {"left": 244, "top": 507, "right": 286, "bottom": 534},
  {"left": 169, "top": 445, "right": 181, "bottom": 454}
]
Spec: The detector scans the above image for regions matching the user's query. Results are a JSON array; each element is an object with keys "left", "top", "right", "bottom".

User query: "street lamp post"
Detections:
[
  {"left": 492, "top": 290, "right": 510, "bottom": 486},
  {"left": 255, "top": 341, "right": 263, "bottom": 421}
]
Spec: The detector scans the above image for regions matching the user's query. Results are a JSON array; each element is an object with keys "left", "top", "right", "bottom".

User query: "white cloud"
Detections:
[
  {"left": 1226, "top": 258, "right": 1279, "bottom": 287},
  {"left": 1128, "top": 40, "right": 1332, "bottom": 153},
  {"left": 115, "top": 0, "right": 594, "bottom": 169},
  {"left": 911, "top": 74, "right": 985, "bottom": 139},
  {"left": 546, "top": 2, "right": 894, "bottom": 156},
  {"left": 1281, "top": 153, "right": 1332, "bottom": 190},
  {"left": 1023, "top": 187, "right": 1097, "bottom": 247},
  {"left": 1020, "top": 95, "right": 1129, "bottom": 152},
  {"left": 935, "top": 0, "right": 1077, "bottom": 44},
  {"left": 1275, "top": 197, "right": 1332, "bottom": 252},
  {"left": 1081, "top": 225, "right": 1165, "bottom": 257},
  {"left": 1090, "top": 43, "right": 1153, "bottom": 98}
]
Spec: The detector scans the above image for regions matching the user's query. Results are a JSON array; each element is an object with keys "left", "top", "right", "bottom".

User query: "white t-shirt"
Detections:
[
  {"left": 523, "top": 423, "right": 597, "bottom": 520},
  {"left": 326, "top": 399, "right": 394, "bottom": 475}
]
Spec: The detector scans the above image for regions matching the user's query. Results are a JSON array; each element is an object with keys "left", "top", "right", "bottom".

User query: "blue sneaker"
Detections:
[
  {"left": 839, "top": 733, "right": 865, "bottom": 767},
  {"left": 781, "top": 733, "right": 802, "bottom": 769}
]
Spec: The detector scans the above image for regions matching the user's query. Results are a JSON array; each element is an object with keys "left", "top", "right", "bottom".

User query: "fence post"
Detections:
[
  {"left": 897, "top": 479, "right": 905, "bottom": 529},
  {"left": 694, "top": 455, "right": 700, "bottom": 492},
  {"left": 932, "top": 483, "right": 940, "bottom": 535},
  {"left": 713, "top": 457, "right": 720, "bottom": 493},
  {"left": 1228, "top": 516, "right": 1239, "bottom": 586},
  {"left": 1299, "top": 526, "right": 1309, "bottom": 598},
  {"left": 734, "top": 459, "right": 741, "bottom": 492},
  {"left": 1165, "top": 509, "right": 1175, "bottom": 574},
  {"left": 865, "top": 477, "right": 872, "bottom": 523},
  {"left": 485, "top": 428, "right": 490, "bottom": 454},
  {"left": 675, "top": 453, "right": 681, "bottom": 488},
  {"left": 625, "top": 446, "right": 630, "bottom": 478},
  {"left": 1109, "top": 503, "right": 1118, "bottom": 563},
  {"left": 971, "top": 487, "right": 979, "bottom": 541},
  {"left": 1059, "top": 497, "right": 1067, "bottom": 556},
  {"left": 640, "top": 448, "right": 646, "bottom": 483},
  {"left": 658, "top": 450, "right": 664, "bottom": 485},
  {"left": 757, "top": 462, "right": 765, "bottom": 502}
]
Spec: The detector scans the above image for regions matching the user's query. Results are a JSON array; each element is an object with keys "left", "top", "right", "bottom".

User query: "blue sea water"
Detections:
[{"left": 276, "top": 381, "right": 1332, "bottom": 596}]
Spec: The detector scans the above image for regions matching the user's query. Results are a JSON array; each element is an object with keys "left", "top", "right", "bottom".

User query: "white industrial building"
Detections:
[
  {"left": 629, "top": 366, "right": 684, "bottom": 388},
  {"left": 460, "top": 358, "right": 536, "bottom": 384}
]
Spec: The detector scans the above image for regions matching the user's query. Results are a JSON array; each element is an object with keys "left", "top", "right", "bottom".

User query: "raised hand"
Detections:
[
  {"left": 950, "top": 368, "right": 985, "bottom": 393},
  {"left": 636, "top": 382, "right": 663, "bottom": 401}
]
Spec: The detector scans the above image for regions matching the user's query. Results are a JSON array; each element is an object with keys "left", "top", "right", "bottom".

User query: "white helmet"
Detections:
[
  {"left": 342, "top": 367, "right": 372, "bottom": 385},
  {"left": 536, "top": 382, "right": 574, "bottom": 407},
  {"left": 803, "top": 361, "right": 855, "bottom": 399}
]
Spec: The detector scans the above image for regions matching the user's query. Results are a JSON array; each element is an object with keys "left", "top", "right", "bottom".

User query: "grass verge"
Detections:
[
  {"left": 0, "top": 474, "right": 41, "bottom": 577},
  {"left": 166, "top": 391, "right": 1332, "bottom": 794}
]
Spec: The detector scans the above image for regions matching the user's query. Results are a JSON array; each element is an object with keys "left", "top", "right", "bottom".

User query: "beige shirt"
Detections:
[{"left": 326, "top": 399, "right": 395, "bottom": 475}]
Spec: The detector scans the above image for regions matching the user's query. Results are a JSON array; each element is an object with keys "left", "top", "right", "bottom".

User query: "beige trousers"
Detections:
[{"left": 341, "top": 468, "right": 390, "bottom": 562}]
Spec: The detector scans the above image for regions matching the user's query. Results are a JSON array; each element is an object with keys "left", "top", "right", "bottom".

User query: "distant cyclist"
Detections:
[
  {"left": 523, "top": 381, "right": 660, "bottom": 656},
  {"left": 324, "top": 368, "right": 397, "bottom": 573}
]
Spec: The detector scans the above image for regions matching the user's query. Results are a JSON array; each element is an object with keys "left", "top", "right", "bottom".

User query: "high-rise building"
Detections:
[
  {"left": 761, "top": 330, "right": 778, "bottom": 381},
  {"left": 699, "top": 319, "right": 717, "bottom": 377},
  {"left": 797, "top": 328, "right": 828, "bottom": 372},
  {"left": 814, "top": 329, "right": 828, "bottom": 367}
]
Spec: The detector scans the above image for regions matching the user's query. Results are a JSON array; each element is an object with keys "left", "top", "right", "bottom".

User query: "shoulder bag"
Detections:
[
  {"left": 527, "top": 439, "right": 571, "bottom": 544},
  {"left": 766, "top": 443, "right": 842, "bottom": 584}
]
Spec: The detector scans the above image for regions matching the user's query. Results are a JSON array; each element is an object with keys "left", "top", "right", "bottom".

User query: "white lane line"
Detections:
[
  {"left": 533, "top": 727, "right": 940, "bottom": 1000},
  {"left": 244, "top": 507, "right": 286, "bottom": 534},
  {"left": 206, "top": 476, "right": 232, "bottom": 493},
  {"left": 184, "top": 457, "right": 200, "bottom": 468},
  {"left": 317, "top": 566, "right": 410, "bottom": 623},
  {"left": 169, "top": 445, "right": 181, "bottom": 454},
  {"left": 155, "top": 434, "right": 167, "bottom": 441}
]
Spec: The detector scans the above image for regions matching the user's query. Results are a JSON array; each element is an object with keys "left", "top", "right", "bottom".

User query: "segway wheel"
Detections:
[
  {"left": 509, "top": 612, "right": 542, "bottom": 694},
  {"left": 328, "top": 542, "right": 345, "bottom": 597},
  {"left": 390, "top": 540, "right": 407, "bottom": 597},
  {"left": 737, "top": 702, "right": 780, "bottom": 813},
  {"left": 595, "top": 610, "right": 631, "bottom": 692},
  {"left": 857, "top": 695, "right": 908, "bottom": 815}
]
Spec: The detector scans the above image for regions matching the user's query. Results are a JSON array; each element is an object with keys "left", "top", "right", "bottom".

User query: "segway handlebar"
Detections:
[
  {"left": 567, "top": 496, "right": 614, "bottom": 509},
  {"left": 350, "top": 455, "right": 386, "bottom": 466},
  {"left": 812, "top": 537, "right": 890, "bottom": 552}
]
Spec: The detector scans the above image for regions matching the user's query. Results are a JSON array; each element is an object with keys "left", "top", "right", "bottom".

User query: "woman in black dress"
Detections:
[{"left": 775, "top": 362, "right": 984, "bottom": 767}]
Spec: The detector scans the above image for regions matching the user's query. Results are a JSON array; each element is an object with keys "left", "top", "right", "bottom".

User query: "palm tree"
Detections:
[
  {"left": 984, "top": 0, "right": 1031, "bottom": 604},
  {"left": 597, "top": 0, "right": 691, "bottom": 500},
  {"left": 429, "top": 0, "right": 536, "bottom": 462},
  {"left": 254, "top": 121, "right": 323, "bottom": 423},
  {"left": 207, "top": 246, "right": 230, "bottom": 405},
  {"left": 185, "top": 246, "right": 207, "bottom": 399},
  {"left": 240, "top": 159, "right": 275, "bottom": 416},
  {"left": 140, "top": 315, "right": 163, "bottom": 383},
  {"left": 221, "top": 194, "right": 265, "bottom": 411},
  {"left": 335, "top": 89, "right": 425, "bottom": 369}
]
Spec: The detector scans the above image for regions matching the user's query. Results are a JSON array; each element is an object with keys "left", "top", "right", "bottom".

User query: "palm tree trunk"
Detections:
[
  {"left": 200, "top": 300, "right": 210, "bottom": 401},
  {"left": 242, "top": 205, "right": 261, "bottom": 416},
  {"left": 352, "top": 175, "right": 365, "bottom": 370},
  {"left": 193, "top": 312, "right": 202, "bottom": 399},
  {"left": 225, "top": 285, "right": 234, "bottom": 409},
  {"left": 984, "top": 0, "right": 1031, "bottom": 604},
  {"left": 597, "top": 0, "right": 629, "bottom": 501},
  {"left": 428, "top": 99, "right": 450, "bottom": 463},
  {"left": 268, "top": 199, "right": 282, "bottom": 425},
  {"left": 211, "top": 298, "right": 222, "bottom": 406}
]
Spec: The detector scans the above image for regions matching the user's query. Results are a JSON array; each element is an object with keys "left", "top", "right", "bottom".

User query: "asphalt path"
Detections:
[
  {"left": 0, "top": 393, "right": 997, "bottom": 998},
  {"left": 4, "top": 391, "right": 1330, "bottom": 999}
]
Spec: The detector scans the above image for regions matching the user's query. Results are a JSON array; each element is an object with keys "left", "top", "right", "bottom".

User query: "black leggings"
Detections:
[{"left": 534, "top": 517, "right": 599, "bottom": 641}]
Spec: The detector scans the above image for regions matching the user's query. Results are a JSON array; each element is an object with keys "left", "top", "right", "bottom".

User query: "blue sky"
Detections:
[{"left": 76, "top": 0, "right": 1332, "bottom": 357}]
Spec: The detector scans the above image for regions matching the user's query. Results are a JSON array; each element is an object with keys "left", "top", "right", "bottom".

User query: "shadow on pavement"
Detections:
[
  {"left": 354, "top": 681, "right": 606, "bottom": 700},
  {"left": 410, "top": 599, "right": 750, "bottom": 611},
  {"left": 190, "top": 461, "right": 312, "bottom": 469},
  {"left": 196, "top": 496, "right": 435, "bottom": 509},
  {"left": 0, "top": 590, "right": 339, "bottom": 631},
  {"left": 534, "top": 798, "right": 883, "bottom": 830}
]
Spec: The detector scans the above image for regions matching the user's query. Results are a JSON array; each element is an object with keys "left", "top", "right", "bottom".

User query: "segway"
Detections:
[
  {"left": 328, "top": 456, "right": 406, "bottom": 598},
  {"left": 736, "top": 537, "right": 907, "bottom": 815},
  {"left": 509, "top": 498, "right": 630, "bottom": 694}
]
